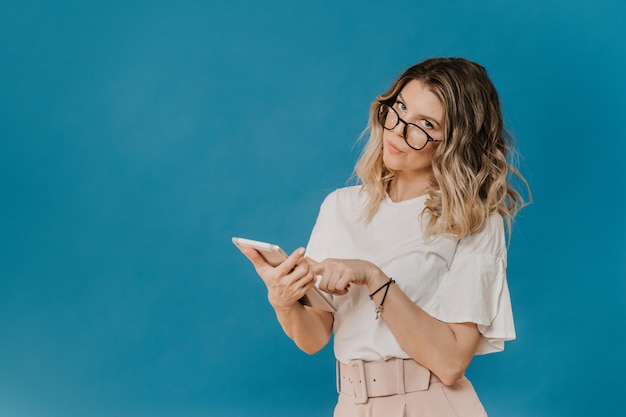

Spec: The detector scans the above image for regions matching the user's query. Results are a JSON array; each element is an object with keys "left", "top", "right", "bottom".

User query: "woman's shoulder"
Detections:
[
  {"left": 319, "top": 185, "right": 367, "bottom": 212},
  {"left": 322, "top": 185, "right": 364, "bottom": 202},
  {"left": 456, "top": 212, "right": 506, "bottom": 257}
]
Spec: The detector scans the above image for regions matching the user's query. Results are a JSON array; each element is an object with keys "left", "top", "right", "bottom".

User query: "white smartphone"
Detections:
[{"left": 232, "top": 237, "right": 337, "bottom": 313}]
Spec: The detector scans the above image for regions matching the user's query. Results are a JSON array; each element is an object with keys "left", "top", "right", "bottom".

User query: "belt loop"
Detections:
[
  {"left": 396, "top": 358, "right": 405, "bottom": 395},
  {"left": 348, "top": 359, "right": 368, "bottom": 404}
]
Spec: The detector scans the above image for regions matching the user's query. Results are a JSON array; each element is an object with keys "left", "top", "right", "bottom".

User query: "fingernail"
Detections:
[{"left": 298, "top": 247, "right": 305, "bottom": 255}]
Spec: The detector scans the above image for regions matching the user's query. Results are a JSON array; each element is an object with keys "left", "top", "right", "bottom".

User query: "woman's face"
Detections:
[{"left": 382, "top": 79, "right": 444, "bottom": 180}]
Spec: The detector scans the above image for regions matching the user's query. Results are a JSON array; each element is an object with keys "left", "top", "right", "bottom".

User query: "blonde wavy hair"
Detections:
[{"left": 354, "top": 57, "right": 531, "bottom": 239}]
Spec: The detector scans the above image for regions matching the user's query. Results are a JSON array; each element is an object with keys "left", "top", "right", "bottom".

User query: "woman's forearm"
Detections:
[
  {"left": 274, "top": 303, "right": 333, "bottom": 354},
  {"left": 367, "top": 272, "right": 481, "bottom": 386}
]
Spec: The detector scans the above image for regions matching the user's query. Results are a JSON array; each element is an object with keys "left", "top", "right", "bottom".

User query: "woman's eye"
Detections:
[
  {"left": 421, "top": 120, "right": 434, "bottom": 129},
  {"left": 396, "top": 101, "right": 407, "bottom": 112}
]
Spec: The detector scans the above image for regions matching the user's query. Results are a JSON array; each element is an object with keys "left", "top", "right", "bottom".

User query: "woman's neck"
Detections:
[{"left": 388, "top": 174, "right": 435, "bottom": 202}]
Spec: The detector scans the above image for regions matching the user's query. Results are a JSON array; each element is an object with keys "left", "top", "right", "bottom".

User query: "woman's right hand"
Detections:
[{"left": 238, "top": 246, "right": 317, "bottom": 311}]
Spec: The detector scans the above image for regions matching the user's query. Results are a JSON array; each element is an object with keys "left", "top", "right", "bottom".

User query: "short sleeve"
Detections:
[
  {"left": 422, "top": 214, "right": 516, "bottom": 354},
  {"left": 305, "top": 192, "right": 334, "bottom": 262},
  {"left": 304, "top": 192, "right": 337, "bottom": 307}
]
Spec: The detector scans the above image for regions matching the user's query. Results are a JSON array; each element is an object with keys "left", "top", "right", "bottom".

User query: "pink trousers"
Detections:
[{"left": 334, "top": 358, "right": 488, "bottom": 417}]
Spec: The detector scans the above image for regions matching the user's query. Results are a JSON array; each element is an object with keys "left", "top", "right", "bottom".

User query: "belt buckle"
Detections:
[{"left": 348, "top": 359, "right": 368, "bottom": 404}]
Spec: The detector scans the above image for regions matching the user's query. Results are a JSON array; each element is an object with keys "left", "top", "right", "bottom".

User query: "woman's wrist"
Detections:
[
  {"left": 368, "top": 277, "right": 395, "bottom": 319},
  {"left": 273, "top": 299, "right": 304, "bottom": 315},
  {"left": 364, "top": 270, "right": 388, "bottom": 296}
]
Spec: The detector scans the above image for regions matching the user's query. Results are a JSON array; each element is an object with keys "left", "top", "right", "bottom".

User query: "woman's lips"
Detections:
[{"left": 385, "top": 139, "right": 405, "bottom": 154}]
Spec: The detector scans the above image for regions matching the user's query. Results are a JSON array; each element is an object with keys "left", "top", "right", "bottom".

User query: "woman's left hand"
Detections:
[{"left": 306, "top": 258, "right": 384, "bottom": 295}]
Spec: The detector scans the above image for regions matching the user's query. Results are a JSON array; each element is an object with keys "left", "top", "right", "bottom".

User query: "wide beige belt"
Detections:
[{"left": 337, "top": 358, "right": 434, "bottom": 404}]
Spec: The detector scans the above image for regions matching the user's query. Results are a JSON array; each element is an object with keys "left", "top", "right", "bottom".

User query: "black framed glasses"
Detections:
[{"left": 377, "top": 102, "right": 442, "bottom": 150}]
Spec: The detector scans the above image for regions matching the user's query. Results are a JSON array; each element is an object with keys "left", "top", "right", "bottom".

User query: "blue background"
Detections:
[{"left": 1, "top": 0, "right": 625, "bottom": 416}]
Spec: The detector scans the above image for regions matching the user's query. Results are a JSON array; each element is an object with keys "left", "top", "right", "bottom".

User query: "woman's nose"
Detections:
[{"left": 393, "top": 120, "right": 406, "bottom": 137}]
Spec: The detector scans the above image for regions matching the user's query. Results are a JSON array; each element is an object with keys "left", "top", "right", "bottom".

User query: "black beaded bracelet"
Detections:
[{"left": 369, "top": 278, "right": 395, "bottom": 319}]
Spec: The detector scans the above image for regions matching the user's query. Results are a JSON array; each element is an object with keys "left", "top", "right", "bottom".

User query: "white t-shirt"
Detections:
[{"left": 305, "top": 186, "right": 515, "bottom": 363}]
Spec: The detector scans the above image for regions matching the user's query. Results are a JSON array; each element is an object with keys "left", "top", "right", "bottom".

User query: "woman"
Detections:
[{"left": 239, "top": 57, "right": 529, "bottom": 416}]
